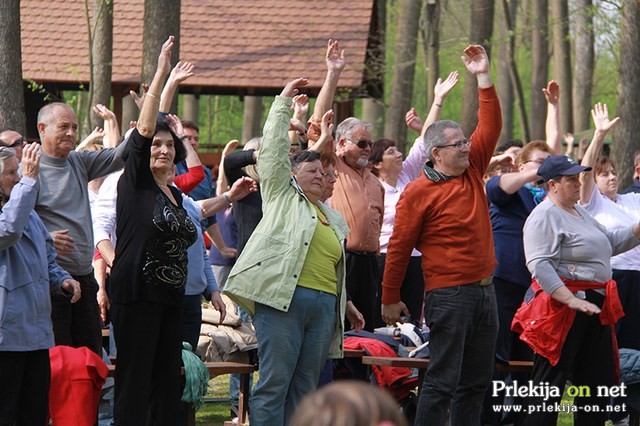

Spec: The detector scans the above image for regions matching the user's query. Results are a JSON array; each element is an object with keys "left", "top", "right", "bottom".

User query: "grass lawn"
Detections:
[{"left": 195, "top": 373, "right": 258, "bottom": 425}]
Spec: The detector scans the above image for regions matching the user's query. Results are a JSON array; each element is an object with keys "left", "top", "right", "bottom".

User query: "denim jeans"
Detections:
[
  {"left": 250, "top": 286, "right": 336, "bottom": 426},
  {"left": 415, "top": 283, "right": 498, "bottom": 426}
]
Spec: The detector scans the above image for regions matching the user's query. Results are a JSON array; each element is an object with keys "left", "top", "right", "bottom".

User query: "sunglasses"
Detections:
[
  {"left": 347, "top": 139, "right": 373, "bottom": 150},
  {"left": 0, "top": 136, "right": 26, "bottom": 149}
]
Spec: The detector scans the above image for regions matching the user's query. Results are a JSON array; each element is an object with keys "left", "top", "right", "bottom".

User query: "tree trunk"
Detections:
[
  {"left": 572, "top": 0, "right": 594, "bottom": 133},
  {"left": 0, "top": 0, "right": 26, "bottom": 133},
  {"left": 362, "top": 98, "right": 384, "bottom": 140},
  {"left": 461, "top": 0, "right": 495, "bottom": 136},
  {"left": 89, "top": 0, "right": 114, "bottom": 129},
  {"left": 497, "top": 0, "right": 518, "bottom": 145},
  {"left": 612, "top": 0, "right": 640, "bottom": 191},
  {"left": 420, "top": 0, "right": 440, "bottom": 108},
  {"left": 242, "top": 96, "right": 263, "bottom": 143},
  {"left": 530, "top": 0, "right": 548, "bottom": 141},
  {"left": 550, "top": 0, "right": 573, "bottom": 134},
  {"left": 384, "top": 0, "right": 421, "bottom": 153},
  {"left": 141, "top": 0, "right": 181, "bottom": 111},
  {"left": 182, "top": 94, "right": 199, "bottom": 123}
]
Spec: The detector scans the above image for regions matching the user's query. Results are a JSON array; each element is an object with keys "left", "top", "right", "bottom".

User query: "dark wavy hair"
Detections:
[{"left": 156, "top": 113, "right": 187, "bottom": 164}]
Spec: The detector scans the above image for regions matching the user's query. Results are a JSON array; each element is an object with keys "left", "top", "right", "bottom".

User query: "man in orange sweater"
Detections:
[{"left": 381, "top": 45, "right": 502, "bottom": 425}]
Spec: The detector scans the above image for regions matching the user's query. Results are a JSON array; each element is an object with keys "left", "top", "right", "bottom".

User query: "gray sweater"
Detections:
[
  {"left": 35, "top": 143, "right": 127, "bottom": 276},
  {"left": 523, "top": 199, "right": 640, "bottom": 296}
]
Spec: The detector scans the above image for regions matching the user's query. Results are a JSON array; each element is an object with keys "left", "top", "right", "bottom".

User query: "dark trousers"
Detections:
[
  {"left": 523, "top": 291, "right": 613, "bottom": 426},
  {"left": 415, "top": 283, "right": 498, "bottom": 425},
  {"left": 376, "top": 254, "right": 425, "bottom": 327},
  {"left": 345, "top": 251, "right": 379, "bottom": 332},
  {"left": 613, "top": 269, "right": 640, "bottom": 350},
  {"left": 0, "top": 350, "right": 50, "bottom": 426},
  {"left": 112, "top": 300, "right": 184, "bottom": 426},
  {"left": 177, "top": 294, "right": 203, "bottom": 426},
  {"left": 51, "top": 272, "right": 102, "bottom": 355},
  {"left": 482, "top": 277, "right": 533, "bottom": 425}
]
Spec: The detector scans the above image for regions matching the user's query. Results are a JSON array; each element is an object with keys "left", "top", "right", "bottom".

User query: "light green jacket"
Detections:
[{"left": 224, "top": 96, "right": 350, "bottom": 358}]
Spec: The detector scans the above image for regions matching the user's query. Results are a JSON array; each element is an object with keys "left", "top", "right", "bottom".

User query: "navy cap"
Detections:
[{"left": 537, "top": 155, "right": 592, "bottom": 183}]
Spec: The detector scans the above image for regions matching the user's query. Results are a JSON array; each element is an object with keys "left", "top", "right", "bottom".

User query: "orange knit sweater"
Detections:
[{"left": 382, "top": 86, "right": 502, "bottom": 303}]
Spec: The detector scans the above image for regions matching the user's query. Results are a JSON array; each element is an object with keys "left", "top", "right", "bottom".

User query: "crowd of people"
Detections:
[{"left": 1, "top": 33, "right": 639, "bottom": 426}]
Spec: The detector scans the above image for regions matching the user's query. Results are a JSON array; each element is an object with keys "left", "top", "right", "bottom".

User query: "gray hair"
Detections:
[
  {"left": 335, "top": 117, "right": 372, "bottom": 143},
  {"left": 37, "top": 102, "right": 74, "bottom": 127},
  {"left": 423, "top": 120, "right": 462, "bottom": 162},
  {"left": 0, "top": 147, "right": 16, "bottom": 174}
]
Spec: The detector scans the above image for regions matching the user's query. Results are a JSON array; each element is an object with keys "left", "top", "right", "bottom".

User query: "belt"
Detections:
[{"left": 346, "top": 249, "right": 376, "bottom": 256}]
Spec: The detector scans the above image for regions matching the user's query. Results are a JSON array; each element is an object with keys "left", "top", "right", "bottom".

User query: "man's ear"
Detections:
[{"left": 37, "top": 122, "right": 46, "bottom": 135}]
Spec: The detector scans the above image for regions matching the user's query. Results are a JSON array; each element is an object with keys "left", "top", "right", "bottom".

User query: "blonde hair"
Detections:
[{"left": 290, "top": 381, "right": 408, "bottom": 426}]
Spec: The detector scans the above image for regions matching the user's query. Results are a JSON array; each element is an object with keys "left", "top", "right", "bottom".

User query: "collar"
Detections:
[{"left": 423, "top": 161, "right": 456, "bottom": 182}]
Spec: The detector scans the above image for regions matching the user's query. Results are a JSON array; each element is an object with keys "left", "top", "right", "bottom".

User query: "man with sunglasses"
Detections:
[
  {"left": 381, "top": 45, "right": 502, "bottom": 424},
  {"left": 305, "top": 39, "right": 384, "bottom": 331},
  {"left": 0, "top": 130, "right": 25, "bottom": 161}
]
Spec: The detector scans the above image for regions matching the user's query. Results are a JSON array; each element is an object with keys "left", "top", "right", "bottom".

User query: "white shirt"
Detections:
[
  {"left": 379, "top": 136, "right": 426, "bottom": 257},
  {"left": 581, "top": 185, "right": 640, "bottom": 271}
]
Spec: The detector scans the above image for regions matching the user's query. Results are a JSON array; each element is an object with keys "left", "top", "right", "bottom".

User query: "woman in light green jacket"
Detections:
[{"left": 224, "top": 78, "right": 351, "bottom": 426}]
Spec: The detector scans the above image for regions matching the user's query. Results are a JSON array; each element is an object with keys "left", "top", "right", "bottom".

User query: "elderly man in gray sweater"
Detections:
[{"left": 35, "top": 102, "right": 127, "bottom": 354}]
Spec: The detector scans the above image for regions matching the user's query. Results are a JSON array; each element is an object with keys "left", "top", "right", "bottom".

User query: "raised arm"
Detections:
[
  {"left": 289, "top": 94, "right": 309, "bottom": 147},
  {"left": 93, "top": 104, "right": 121, "bottom": 148},
  {"left": 159, "top": 61, "right": 195, "bottom": 113},
  {"left": 137, "top": 36, "right": 174, "bottom": 137},
  {"left": 579, "top": 103, "right": 620, "bottom": 205},
  {"left": 462, "top": 45, "right": 492, "bottom": 89},
  {"left": 309, "top": 109, "right": 334, "bottom": 156},
  {"left": 307, "top": 39, "right": 345, "bottom": 144},
  {"left": 421, "top": 71, "right": 459, "bottom": 138},
  {"left": 216, "top": 139, "right": 239, "bottom": 196},
  {"left": 543, "top": 80, "right": 561, "bottom": 154}
]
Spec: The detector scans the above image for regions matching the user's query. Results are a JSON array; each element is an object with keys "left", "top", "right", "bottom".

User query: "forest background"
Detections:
[{"left": 0, "top": 0, "right": 638, "bottom": 185}]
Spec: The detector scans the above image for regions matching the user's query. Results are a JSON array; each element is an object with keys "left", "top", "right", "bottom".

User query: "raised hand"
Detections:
[
  {"left": 93, "top": 104, "right": 117, "bottom": 122},
  {"left": 320, "top": 109, "right": 334, "bottom": 136},
  {"left": 169, "top": 61, "right": 195, "bottom": 84},
  {"left": 157, "top": 35, "right": 175, "bottom": 76},
  {"left": 280, "top": 78, "right": 309, "bottom": 98},
  {"left": 461, "top": 45, "right": 490, "bottom": 75},
  {"left": 21, "top": 143, "right": 42, "bottom": 179},
  {"left": 292, "top": 94, "right": 309, "bottom": 117},
  {"left": 542, "top": 80, "right": 560, "bottom": 105},
  {"left": 591, "top": 102, "right": 620, "bottom": 133},
  {"left": 434, "top": 71, "right": 459, "bottom": 100},
  {"left": 405, "top": 108, "right": 423, "bottom": 133},
  {"left": 165, "top": 114, "right": 185, "bottom": 137},
  {"left": 222, "top": 139, "right": 239, "bottom": 157},
  {"left": 326, "top": 39, "right": 346, "bottom": 73},
  {"left": 130, "top": 84, "right": 149, "bottom": 110}
]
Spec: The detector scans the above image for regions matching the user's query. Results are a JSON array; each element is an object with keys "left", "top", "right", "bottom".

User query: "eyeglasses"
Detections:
[
  {"left": 436, "top": 138, "right": 472, "bottom": 150},
  {"left": 323, "top": 171, "right": 339, "bottom": 179},
  {"left": 347, "top": 139, "right": 373, "bottom": 150},
  {"left": 0, "top": 136, "right": 25, "bottom": 149}
]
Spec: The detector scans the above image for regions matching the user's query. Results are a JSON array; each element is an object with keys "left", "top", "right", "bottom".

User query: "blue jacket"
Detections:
[{"left": 0, "top": 177, "right": 71, "bottom": 351}]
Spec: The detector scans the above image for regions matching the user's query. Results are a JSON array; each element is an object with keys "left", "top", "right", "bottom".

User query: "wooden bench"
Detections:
[
  {"left": 107, "top": 361, "right": 254, "bottom": 426},
  {"left": 362, "top": 356, "right": 533, "bottom": 395}
]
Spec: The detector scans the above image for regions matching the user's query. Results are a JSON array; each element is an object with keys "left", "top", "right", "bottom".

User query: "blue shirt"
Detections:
[
  {"left": 176, "top": 162, "right": 216, "bottom": 230},
  {"left": 0, "top": 177, "right": 72, "bottom": 351},
  {"left": 486, "top": 175, "right": 537, "bottom": 287},
  {"left": 209, "top": 207, "right": 237, "bottom": 267},
  {"left": 182, "top": 195, "right": 219, "bottom": 297}
]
